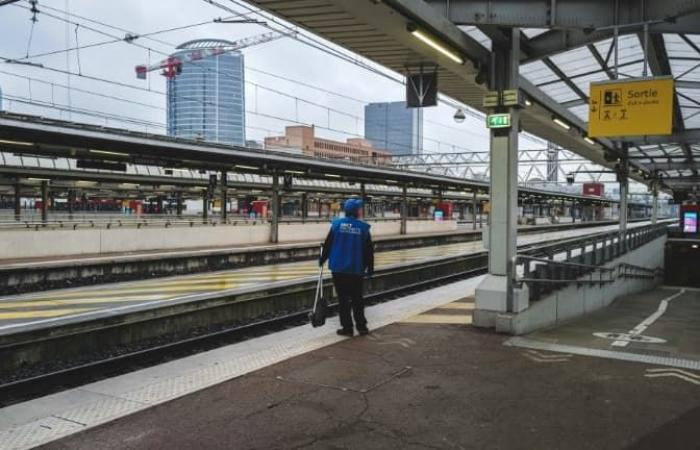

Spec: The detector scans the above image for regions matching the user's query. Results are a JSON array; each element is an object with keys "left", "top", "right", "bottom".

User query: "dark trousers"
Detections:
[{"left": 332, "top": 273, "right": 367, "bottom": 331}]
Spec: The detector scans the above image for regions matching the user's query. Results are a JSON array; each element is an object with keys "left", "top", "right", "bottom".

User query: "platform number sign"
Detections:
[{"left": 588, "top": 77, "right": 674, "bottom": 138}]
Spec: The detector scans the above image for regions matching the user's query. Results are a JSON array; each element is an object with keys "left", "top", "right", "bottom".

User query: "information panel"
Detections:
[
  {"left": 588, "top": 77, "right": 674, "bottom": 138},
  {"left": 684, "top": 212, "right": 698, "bottom": 234}
]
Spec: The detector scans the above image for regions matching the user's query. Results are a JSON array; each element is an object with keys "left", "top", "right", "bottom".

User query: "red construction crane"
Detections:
[{"left": 135, "top": 31, "right": 287, "bottom": 79}]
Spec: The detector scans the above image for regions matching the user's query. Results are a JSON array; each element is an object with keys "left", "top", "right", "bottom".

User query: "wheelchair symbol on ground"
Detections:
[{"left": 593, "top": 331, "right": 666, "bottom": 345}]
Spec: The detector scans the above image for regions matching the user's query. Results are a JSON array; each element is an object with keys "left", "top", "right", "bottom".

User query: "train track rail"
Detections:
[
  {"left": 0, "top": 221, "right": 670, "bottom": 407},
  {"left": 0, "top": 264, "right": 485, "bottom": 407}
]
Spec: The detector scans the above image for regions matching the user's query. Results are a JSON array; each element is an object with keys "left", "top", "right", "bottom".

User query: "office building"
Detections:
[
  {"left": 364, "top": 101, "right": 423, "bottom": 155},
  {"left": 265, "top": 125, "right": 391, "bottom": 165},
  {"left": 166, "top": 39, "right": 246, "bottom": 146}
]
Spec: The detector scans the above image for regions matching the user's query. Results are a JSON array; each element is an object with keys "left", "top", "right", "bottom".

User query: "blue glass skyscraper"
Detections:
[
  {"left": 167, "top": 39, "right": 246, "bottom": 146},
  {"left": 364, "top": 101, "right": 423, "bottom": 155}
]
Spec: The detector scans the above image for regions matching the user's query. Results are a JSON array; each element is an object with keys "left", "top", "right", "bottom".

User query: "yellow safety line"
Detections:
[
  {"left": 401, "top": 314, "right": 473, "bottom": 325},
  {"left": 0, "top": 308, "right": 96, "bottom": 320},
  {"left": 437, "top": 303, "right": 475, "bottom": 310},
  {"left": 0, "top": 294, "right": 168, "bottom": 309}
]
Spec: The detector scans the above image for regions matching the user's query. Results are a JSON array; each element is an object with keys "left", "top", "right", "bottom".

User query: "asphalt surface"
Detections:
[{"left": 40, "top": 308, "right": 700, "bottom": 450}]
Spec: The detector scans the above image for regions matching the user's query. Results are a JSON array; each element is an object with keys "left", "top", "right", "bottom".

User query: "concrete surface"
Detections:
[
  {"left": 0, "top": 278, "right": 484, "bottom": 450},
  {"left": 509, "top": 286, "right": 700, "bottom": 370},
  {"left": 0, "top": 220, "right": 457, "bottom": 260},
  {"left": 38, "top": 292, "right": 700, "bottom": 450}
]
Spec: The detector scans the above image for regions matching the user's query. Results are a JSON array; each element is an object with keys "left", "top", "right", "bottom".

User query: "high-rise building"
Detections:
[
  {"left": 364, "top": 101, "right": 423, "bottom": 155},
  {"left": 167, "top": 39, "right": 245, "bottom": 146}
]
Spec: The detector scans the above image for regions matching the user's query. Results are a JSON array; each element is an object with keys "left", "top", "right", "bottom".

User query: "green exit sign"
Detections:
[{"left": 486, "top": 113, "right": 511, "bottom": 129}]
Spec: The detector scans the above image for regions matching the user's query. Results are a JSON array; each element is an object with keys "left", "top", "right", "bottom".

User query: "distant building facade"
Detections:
[
  {"left": 264, "top": 126, "right": 391, "bottom": 164},
  {"left": 364, "top": 101, "right": 423, "bottom": 155},
  {"left": 166, "top": 39, "right": 246, "bottom": 146}
]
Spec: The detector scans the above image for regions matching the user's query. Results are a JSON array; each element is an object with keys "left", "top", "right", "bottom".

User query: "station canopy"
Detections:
[{"left": 249, "top": 0, "right": 700, "bottom": 196}]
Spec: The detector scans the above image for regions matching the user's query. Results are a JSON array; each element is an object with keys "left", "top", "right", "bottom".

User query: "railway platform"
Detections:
[
  {"left": 2, "top": 277, "right": 698, "bottom": 449},
  {"left": 0, "top": 219, "right": 629, "bottom": 295}
]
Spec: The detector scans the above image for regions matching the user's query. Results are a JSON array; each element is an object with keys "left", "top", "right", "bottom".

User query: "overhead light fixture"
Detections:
[
  {"left": 407, "top": 24, "right": 464, "bottom": 65},
  {"left": 235, "top": 165, "right": 258, "bottom": 171},
  {"left": 552, "top": 117, "right": 571, "bottom": 130},
  {"left": 324, "top": 173, "right": 341, "bottom": 178},
  {"left": 89, "top": 149, "right": 127, "bottom": 157},
  {"left": 584, "top": 136, "right": 596, "bottom": 145},
  {"left": 524, "top": 98, "right": 533, "bottom": 107},
  {"left": 0, "top": 139, "right": 33, "bottom": 146},
  {"left": 453, "top": 108, "right": 466, "bottom": 123},
  {"left": 27, "top": 177, "right": 50, "bottom": 181},
  {"left": 285, "top": 170, "right": 306, "bottom": 175}
]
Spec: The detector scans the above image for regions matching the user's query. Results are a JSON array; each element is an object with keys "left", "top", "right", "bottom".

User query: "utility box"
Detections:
[{"left": 583, "top": 182, "right": 604, "bottom": 197}]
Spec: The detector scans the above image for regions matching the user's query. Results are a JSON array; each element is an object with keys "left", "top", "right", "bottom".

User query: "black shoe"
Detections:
[
  {"left": 337, "top": 328, "right": 354, "bottom": 337},
  {"left": 357, "top": 328, "right": 369, "bottom": 336}
]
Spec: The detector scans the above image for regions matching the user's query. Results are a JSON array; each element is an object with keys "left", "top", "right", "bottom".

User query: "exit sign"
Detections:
[{"left": 487, "top": 113, "right": 511, "bottom": 129}]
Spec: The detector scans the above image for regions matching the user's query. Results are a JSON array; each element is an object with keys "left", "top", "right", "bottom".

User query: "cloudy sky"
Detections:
[
  {"left": 1, "top": 0, "right": 644, "bottom": 193},
  {"left": 0, "top": 0, "right": 514, "bottom": 151}
]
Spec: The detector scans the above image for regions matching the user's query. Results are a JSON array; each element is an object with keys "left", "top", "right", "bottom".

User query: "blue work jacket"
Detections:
[{"left": 319, "top": 217, "right": 374, "bottom": 275}]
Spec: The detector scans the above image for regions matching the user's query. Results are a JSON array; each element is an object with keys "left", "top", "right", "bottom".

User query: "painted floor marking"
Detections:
[
  {"left": 506, "top": 337, "right": 700, "bottom": 371},
  {"left": 609, "top": 288, "right": 686, "bottom": 347},
  {"left": 400, "top": 314, "right": 473, "bottom": 325},
  {"left": 645, "top": 367, "right": 700, "bottom": 385},
  {"left": 438, "top": 302, "right": 474, "bottom": 310},
  {"left": 522, "top": 349, "right": 572, "bottom": 363},
  {"left": 0, "top": 308, "right": 96, "bottom": 320}
]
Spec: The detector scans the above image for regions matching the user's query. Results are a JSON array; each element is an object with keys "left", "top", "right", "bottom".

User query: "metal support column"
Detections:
[
  {"left": 301, "top": 193, "right": 308, "bottom": 221},
  {"left": 400, "top": 184, "right": 408, "bottom": 235},
  {"left": 619, "top": 149, "right": 629, "bottom": 250},
  {"left": 270, "top": 173, "right": 280, "bottom": 243},
  {"left": 40, "top": 180, "right": 49, "bottom": 224},
  {"left": 472, "top": 191, "right": 478, "bottom": 230},
  {"left": 176, "top": 192, "right": 183, "bottom": 218},
  {"left": 475, "top": 28, "right": 523, "bottom": 323},
  {"left": 220, "top": 170, "right": 228, "bottom": 221},
  {"left": 13, "top": 182, "right": 21, "bottom": 221},
  {"left": 202, "top": 190, "right": 209, "bottom": 222},
  {"left": 360, "top": 183, "right": 367, "bottom": 218},
  {"left": 651, "top": 183, "right": 659, "bottom": 224},
  {"left": 67, "top": 189, "right": 75, "bottom": 220}
]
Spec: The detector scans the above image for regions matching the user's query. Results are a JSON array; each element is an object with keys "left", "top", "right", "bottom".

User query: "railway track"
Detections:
[{"left": 0, "top": 221, "right": 670, "bottom": 407}]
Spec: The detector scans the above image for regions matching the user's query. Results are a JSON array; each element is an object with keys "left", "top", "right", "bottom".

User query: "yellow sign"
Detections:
[{"left": 588, "top": 77, "right": 674, "bottom": 138}]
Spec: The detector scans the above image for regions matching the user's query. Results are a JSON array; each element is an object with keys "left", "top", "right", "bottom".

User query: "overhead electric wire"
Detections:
[{"left": 6, "top": 0, "right": 539, "bottom": 150}]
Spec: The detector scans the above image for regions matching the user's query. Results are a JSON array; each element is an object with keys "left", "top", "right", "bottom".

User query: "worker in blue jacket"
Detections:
[{"left": 319, "top": 198, "right": 374, "bottom": 336}]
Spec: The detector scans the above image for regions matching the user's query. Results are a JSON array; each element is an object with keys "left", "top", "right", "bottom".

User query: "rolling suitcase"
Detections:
[{"left": 309, "top": 265, "right": 328, "bottom": 328}]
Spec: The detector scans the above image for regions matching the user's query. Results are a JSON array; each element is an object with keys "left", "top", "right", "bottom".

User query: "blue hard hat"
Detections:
[{"left": 343, "top": 198, "right": 363, "bottom": 214}]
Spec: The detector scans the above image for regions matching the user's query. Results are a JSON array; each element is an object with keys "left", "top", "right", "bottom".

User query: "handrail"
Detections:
[{"left": 511, "top": 222, "right": 669, "bottom": 303}]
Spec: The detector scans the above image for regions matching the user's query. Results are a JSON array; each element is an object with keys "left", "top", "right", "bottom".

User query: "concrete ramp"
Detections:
[{"left": 507, "top": 287, "right": 700, "bottom": 371}]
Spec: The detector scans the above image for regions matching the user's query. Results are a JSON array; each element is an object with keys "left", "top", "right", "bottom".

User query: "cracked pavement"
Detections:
[{"left": 39, "top": 320, "right": 700, "bottom": 450}]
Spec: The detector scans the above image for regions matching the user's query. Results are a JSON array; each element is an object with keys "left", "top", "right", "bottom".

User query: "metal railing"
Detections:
[{"left": 512, "top": 222, "right": 670, "bottom": 302}]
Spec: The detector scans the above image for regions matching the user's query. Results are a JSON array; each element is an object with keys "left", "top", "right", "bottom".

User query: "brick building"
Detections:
[{"left": 264, "top": 126, "right": 391, "bottom": 165}]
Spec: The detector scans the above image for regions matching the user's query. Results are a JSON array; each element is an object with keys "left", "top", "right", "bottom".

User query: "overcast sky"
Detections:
[
  {"left": 0, "top": 0, "right": 645, "bottom": 193},
  {"left": 0, "top": 0, "right": 511, "bottom": 150}
]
